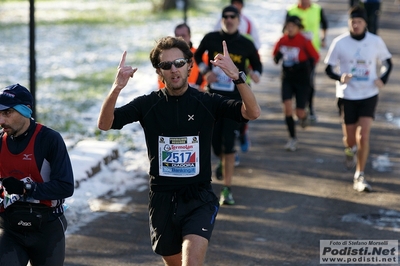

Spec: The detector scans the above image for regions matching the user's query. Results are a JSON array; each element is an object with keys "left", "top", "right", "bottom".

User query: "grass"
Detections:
[
  {"left": 35, "top": 66, "right": 117, "bottom": 131},
  {"left": 1, "top": 0, "right": 226, "bottom": 140}
]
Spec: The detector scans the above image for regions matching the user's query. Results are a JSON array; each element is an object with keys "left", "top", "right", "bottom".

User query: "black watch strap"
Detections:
[{"left": 232, "top": 71, "right": 246, "bottom": 84}]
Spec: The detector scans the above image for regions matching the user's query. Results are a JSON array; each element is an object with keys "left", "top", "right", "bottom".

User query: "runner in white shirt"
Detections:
[{"left": 324, "top": 6, "right": 392, "bottom": 192}]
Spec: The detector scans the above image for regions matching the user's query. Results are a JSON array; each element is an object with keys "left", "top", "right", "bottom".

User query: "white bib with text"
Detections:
[
  {"left": 158, "top": 136, "right": 200, "bottom": 178},
  {"left": 210, "top": 66, "right": 235, "bottom": 92}
]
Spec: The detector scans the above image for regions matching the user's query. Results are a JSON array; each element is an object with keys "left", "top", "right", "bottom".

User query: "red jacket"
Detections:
[
  {"left": 273, "top": 33, "right": 319, "bottom": 65},
  {"left": 272, "top": 33, "right": 319, "bottom": 81}
]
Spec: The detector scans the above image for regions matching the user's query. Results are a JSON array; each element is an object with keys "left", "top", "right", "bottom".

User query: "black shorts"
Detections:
[
  {"left": 212, "top": 118, "right": 240, "bottom": 156},
  {"left": 337, "top": 95, "right": 378, "bottom": 124},
  {"left": 281, "top": 79, "right": 310, "bottom": 109},
  {"left": 149, "top": 185, "right": 219, "bottom": 256}
]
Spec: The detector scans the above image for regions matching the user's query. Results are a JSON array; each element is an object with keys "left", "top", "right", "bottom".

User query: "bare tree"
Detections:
[
  {"left": 163, "top": 0, "right": 176, "bottom": 10},
  {"left": 152, "top": 0, "right": 190, "bottom": 11}
]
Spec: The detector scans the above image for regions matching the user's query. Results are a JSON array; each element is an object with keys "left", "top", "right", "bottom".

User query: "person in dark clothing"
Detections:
[
  {"left": 194, "top": 5, "right": 262, "bottom": 206},
  {"left": 0, "top": 84, "right": 74, "bottom": 266},
  {"left": 286, "top": 0, "right": 328, "bottom": 121},
  {"left": 349, "top": 0, "right": 360, "bottom": 7},
  {"left": 273, "top": 15, "right": 320, "bottom": 151},
  {"left": 363, "top": 0, "right": 381, "bottom": 34},
  {"left": 97, "top": 36, "right": 260, "bottom": 266},
  {"left": 214, "top": 0, "right": 261, "bottom": 163},
  {"left": 349, "top": 0, "right": 381, "bottom": 35}
]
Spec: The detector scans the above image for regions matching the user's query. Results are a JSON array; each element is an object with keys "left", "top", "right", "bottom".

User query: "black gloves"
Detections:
[
  {"left": 274, "top": 52, "right": 283, "bottom": 64},
  {"left": 1, "top": 177, "right": 24, "bottom": 194}
]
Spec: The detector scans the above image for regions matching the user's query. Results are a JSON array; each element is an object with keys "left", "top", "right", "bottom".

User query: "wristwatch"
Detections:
[
  {"left": 24, "top": 183, "right": 32, "bottom": 191},
  {"left": 232, "top": 71, "right": 247, "bottom": 84}
]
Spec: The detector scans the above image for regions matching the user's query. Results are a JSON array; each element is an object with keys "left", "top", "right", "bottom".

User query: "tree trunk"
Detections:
[{"left": 163, "top": 0, "right": 176, "bottom": 10}]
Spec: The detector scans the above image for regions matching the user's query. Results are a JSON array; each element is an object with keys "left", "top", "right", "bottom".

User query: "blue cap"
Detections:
[{"left": 0, "top": 84, "right": 33, "bottom": 111}]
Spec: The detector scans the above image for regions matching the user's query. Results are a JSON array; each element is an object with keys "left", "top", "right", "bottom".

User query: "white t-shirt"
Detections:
[{"left": 324, "top": 32, "right": 391, "bottom": 100}]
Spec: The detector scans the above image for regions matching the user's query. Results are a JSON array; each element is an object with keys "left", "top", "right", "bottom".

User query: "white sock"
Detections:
[{"left": 354, "top": 171, "right": 364, "bottom": 179}]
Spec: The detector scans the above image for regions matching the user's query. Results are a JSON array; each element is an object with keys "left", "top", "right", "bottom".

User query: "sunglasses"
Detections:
[
  {"left": 157, "top": 58, "right": 188, "bottom": 70},
  {"left": 223, "top": 14, "right": 237, "bottom": 19}
]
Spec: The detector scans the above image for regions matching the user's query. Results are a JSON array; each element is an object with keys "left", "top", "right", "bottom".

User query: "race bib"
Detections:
[
  {"left": 158, "top": 136, "right": 200, "bottom": 178},
  {"left": 351, "top": 60, "right": 370, "bottom": 81},
  {"left": 280, "top": 46, "right": 300, "bottom": 67},
  {"left": 210, "top": 67, "right": 235, "bottom": 92}
]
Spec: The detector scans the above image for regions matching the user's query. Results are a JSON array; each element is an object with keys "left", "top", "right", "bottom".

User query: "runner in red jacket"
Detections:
[{"left": 272, "top": 15, "right": 319, "bottom": 151}]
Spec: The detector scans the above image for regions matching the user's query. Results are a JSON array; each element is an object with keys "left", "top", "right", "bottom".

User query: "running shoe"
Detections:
[
  {"left": 309, "top": 114, "right": 317, "bottom": 122},
  {"left": 345, "top": 147, "right": 357, "bottom": 169},
  {"left": 215, "top": 161, "right": 223, "bottom": 180},
  {"left": 220, "top": 187, "right": 235, "bottom": 205},
  {"left": 353, "top": 174, "right": 372, "bottom": 192},
  {"left": 309, "top": 108, "right": 317, "bottom": 122},
  {"left": 300, "top": 116, "right": 309, "bottom": 128},
  {"left": 235, "top": 153, "right": 240, "bottom": 166},
  {"left": 284, "top": 138, "right": 297, "bottom": 151}
]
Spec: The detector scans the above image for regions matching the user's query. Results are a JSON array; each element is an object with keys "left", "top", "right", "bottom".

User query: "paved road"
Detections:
[{"left": 65, "top": 1, "right": 400, "bottom": 265}]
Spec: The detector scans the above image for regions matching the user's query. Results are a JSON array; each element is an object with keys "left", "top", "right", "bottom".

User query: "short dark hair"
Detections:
[
  {"left": 149, "top": 36, "right": 193, "bottom": 69},
  {"left": 174, "top": 23, "right": 191, "bottom": 36},
  {"left": 349, "top": 5, "right": 367, "bottom": 21}
]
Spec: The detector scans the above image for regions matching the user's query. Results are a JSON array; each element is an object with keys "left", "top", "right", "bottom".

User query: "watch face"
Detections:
[
  {"left": 25, "top": 183, "right": 32, "bottom": 190},
  {"left": 239, "top": 72, "right": 246, "bottom": 81},
  {"left": 234, "top": 71, "right": 246, "bottom": 84}
]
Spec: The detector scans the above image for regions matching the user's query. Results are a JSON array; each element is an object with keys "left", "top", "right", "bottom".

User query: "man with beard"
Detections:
[
  {"left": 158, "top": 23, "right": 206, "bottom": 90},
  {"left": 97, "top": 37, "right": 261, "bottom": 265},
  {"left": 324, "top": 6, "right": 392, "bottom": 192},
  {"left": 0, "top": 84, "right": 74, "bottom": 266},
  {"left": 194, "top": 5, "right": 262, "bottom": 205}
]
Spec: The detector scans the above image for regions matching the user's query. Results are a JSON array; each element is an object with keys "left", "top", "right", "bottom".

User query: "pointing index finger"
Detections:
[
  {"left": 222, "top": 41, "right": 229, "bottom": 57},
  {"left": 119, "top": 51, "right": 127, "bottom": 68}
]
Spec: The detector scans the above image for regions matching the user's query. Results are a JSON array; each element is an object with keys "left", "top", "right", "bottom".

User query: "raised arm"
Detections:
[
  {"left": 97, "top": 51, "right": 137, "bottom": 130},
  {"left": 210, "top": 41, "right": 261, "bottom": 121}
]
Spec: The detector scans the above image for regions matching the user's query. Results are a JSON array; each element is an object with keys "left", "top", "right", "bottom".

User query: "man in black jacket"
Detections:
[{"left": 194, "top": 5, "right": 262, "bottom": 205}]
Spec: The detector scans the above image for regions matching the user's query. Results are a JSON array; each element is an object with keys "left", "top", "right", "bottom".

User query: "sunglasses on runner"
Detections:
[
  {"left": 157, "top": 58, "right": 188, "bottom": 70},
  {"left": 222, "top": 14, "right": 237, "bottom": 19}
]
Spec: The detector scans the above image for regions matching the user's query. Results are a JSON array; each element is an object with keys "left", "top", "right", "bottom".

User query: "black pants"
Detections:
[
  {"left": 0, "top": 213, "right": 67, "bottom": 266},
  {"left": 308, "top": 65, "right": 316, "bottom": 113},
  {"left": 349, "top": 0, "right": 360, "bottom": 7},
  {"left": 212, "top": 117, "right": 240, "bottom": 156},
  {"left": 349, "top": 1, "right": 380, "bottom": 35},
  {"left": 364, "top": 2, "right": 380, "bottom": 34}
]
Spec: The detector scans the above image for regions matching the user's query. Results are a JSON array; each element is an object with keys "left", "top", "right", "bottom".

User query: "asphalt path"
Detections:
[{"left": 65, "top": 1, "right": 400, "bottom": 265}]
